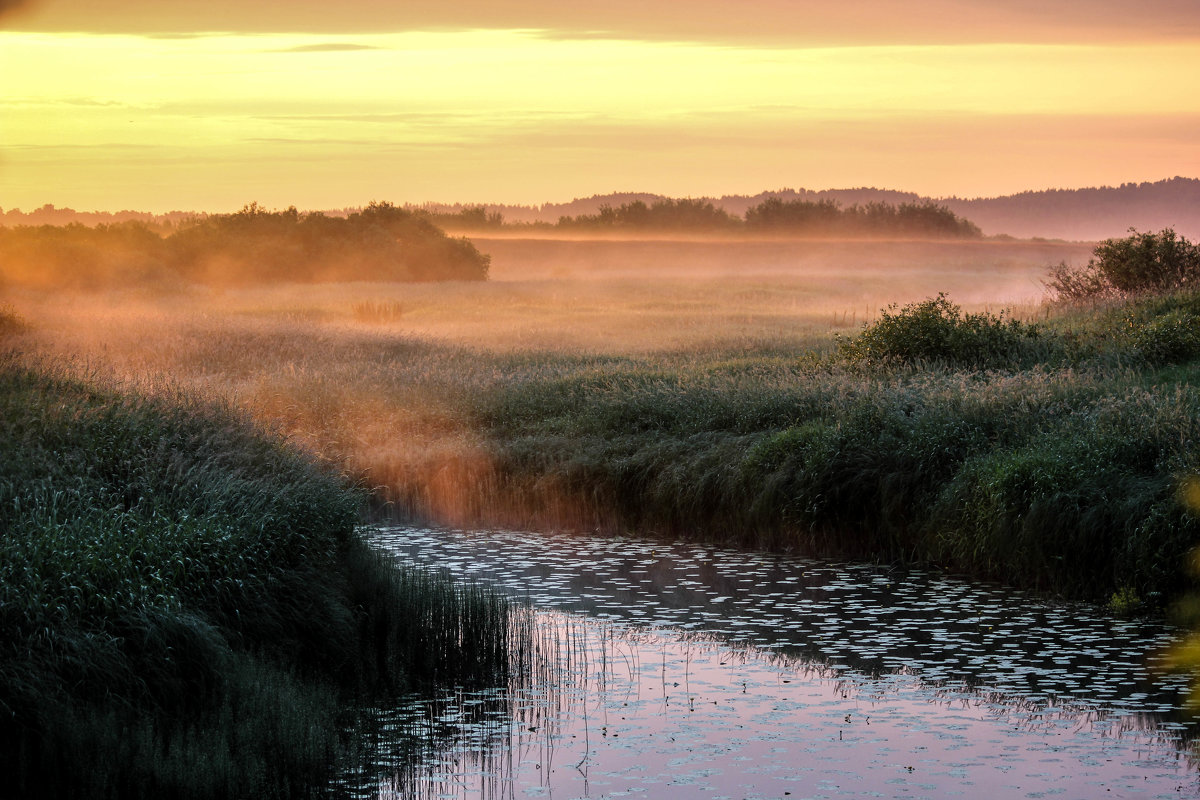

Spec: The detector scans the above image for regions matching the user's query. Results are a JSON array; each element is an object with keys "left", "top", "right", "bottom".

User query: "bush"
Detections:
[
  {"left": 1126, "top": 307, "right": 1200, "bottom": 365},
  {"left": 1048, "top": 228, "right": 1200, "bottom": 301},
  {"left": 838, "top": 293, "right": 1045, "bottom": 368}
]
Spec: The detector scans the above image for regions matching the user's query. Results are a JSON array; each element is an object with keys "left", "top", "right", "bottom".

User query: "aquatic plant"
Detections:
[{"left": 0, "top": 354, "right": 516, "bottom": 798}]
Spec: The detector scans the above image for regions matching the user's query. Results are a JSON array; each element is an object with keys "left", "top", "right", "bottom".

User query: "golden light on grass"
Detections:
[
  {"left": 3, "top": 236, "right": 1079, "bottom": 532},
  {"left": 1181, "top": 475, "right": 1200, "bottom": 515}
]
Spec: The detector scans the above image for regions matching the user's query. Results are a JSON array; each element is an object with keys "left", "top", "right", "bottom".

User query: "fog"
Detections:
[
  {"left": 0, "top": 231, "right": 1096, "bottom": 533},
  {"left": 7, "top": 235, "right": 1089, "bottom": 360}
]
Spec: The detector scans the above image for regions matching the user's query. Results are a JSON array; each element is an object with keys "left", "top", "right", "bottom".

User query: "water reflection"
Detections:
[{"left": 345, "top": 526, "right": 1200, "bottom": 799}]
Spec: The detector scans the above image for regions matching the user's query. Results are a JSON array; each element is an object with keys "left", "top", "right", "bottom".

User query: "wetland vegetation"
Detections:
[
  {"left": 0, "top": 343, "right": 516, "bottom": 798},
  {"left": 6, "top": 218, "right": 1200, "bottom": 796},
  {"left": 8, "top": 228, "right": 1199, "bottom": 608}
]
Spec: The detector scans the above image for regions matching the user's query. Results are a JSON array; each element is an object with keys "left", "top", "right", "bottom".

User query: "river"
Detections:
[{"left": 339, "top": 526, "right": 1200, "bottom": 799}]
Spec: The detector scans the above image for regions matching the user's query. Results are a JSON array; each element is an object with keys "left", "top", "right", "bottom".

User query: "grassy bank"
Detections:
[
  {"left": 10, "top": 234, "right": 1200, "bottom": 609},
  {"left": 0, "top": 347, "right": 515, "bottom": 799},
  {"left": 23, "top": 291, "right": 1199, "bottom": 607},
  {"left": 438, "top": 291, "right": 1200, "bottom": 605}
]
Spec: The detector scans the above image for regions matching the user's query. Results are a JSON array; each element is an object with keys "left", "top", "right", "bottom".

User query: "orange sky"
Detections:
[{"left": 2, "top": 0, "right": 1198, "bottom": 211}]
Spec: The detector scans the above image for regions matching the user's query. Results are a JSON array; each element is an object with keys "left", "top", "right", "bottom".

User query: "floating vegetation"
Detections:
[
  {"left": 345, "top": 528, "right": 1200, "bottom": 798},
  {"left": 370, "top": 527, "right": 1192, "bottom": 707}
]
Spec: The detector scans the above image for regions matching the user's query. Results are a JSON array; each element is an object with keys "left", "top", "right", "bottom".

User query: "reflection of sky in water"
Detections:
[{"left": 350, "top": 527, "right": 1200, "bottom": 799}]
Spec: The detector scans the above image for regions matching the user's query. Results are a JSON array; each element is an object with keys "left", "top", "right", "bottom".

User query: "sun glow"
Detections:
[{"left": 3, "top": 29, "right": 1199, "bottom": 209}]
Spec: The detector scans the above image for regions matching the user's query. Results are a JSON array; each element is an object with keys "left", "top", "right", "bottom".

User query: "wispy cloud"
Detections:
[
  {"left": 268, "top": 42, "right": 384, "bottom": 53},
  {"left": 11, "top": 0, "right": 1200, "bottom": 44}
]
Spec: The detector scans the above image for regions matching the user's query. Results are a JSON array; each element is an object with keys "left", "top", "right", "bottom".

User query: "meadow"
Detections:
[
  {"left": 9, "top": 227, "right": 1200, "bottom": 793},
  {"left": 13, "top": 232, "right": 1198, "bottom": 608}
]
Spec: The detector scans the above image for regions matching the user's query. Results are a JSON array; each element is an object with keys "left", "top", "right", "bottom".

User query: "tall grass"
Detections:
[
  {"left": 11, "top": 242, "right": 1200, "bottom": 606},
  {"left": 0, "top": 354, "right": 517, "bottom": 798}
]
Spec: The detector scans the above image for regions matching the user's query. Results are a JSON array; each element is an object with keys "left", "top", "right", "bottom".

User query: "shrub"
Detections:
[
  {"left": 1126, "top": 307, "right": 1200, "bottom": 365},
  {"left": 838, "top": 293, "right": 1045, "bottom": 368},
  {"left": 1048, "top": 228, "right": 1200, "bottom": 301}
]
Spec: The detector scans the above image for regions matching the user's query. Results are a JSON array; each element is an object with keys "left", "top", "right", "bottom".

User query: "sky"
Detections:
[{"left": 2, "top": 0, "right": 1199, "bottom": 212}]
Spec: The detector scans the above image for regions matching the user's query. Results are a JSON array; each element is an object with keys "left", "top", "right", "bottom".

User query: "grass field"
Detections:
[{"left": 7, "top": 234, "right": 1196, "bottom": 610}]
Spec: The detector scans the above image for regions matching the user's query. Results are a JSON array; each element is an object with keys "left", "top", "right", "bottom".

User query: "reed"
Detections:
[
  {"left": 0, "top": 353, "right": 517, "bottom": 798},
  {"left": 353, "top": 300, "right": 406, "bottom": 324},
  {"left": 11, "top": 245, "right": 1200, "bottom": 605}
]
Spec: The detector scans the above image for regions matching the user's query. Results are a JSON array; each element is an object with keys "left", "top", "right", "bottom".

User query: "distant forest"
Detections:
[
  {"left": 0, "top": 202, "right": 489, "bottom": 291},
  {"left": 423, "top": 197, "right": 982, "bottom": 239},
  {"left": 409, "top": 176, "right": 1200, "bottom": 241},
  {"left": 5, "top": 176, "right": 1196, "bottom": 243}
]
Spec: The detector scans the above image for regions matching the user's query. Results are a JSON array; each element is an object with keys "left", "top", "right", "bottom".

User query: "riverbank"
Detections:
[
  {"left": 0, "top": 346, "right": 515, "bottom": 799},
  {"left": 8, "top": 236, "right": 1200, "bottom": 609},
  {"left": 360, "top": 290, "right": 1200, "bottom": 607}
]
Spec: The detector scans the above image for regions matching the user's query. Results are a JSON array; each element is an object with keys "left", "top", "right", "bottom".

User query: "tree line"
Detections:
[
  {"left": 0, "top": 202, "right": 490, "bottom": 291},
  {"left": 426, "top": 196, "right": 982, "bottom": 238}
]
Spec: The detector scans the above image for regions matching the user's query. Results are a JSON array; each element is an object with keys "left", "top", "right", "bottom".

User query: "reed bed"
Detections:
[
  {"left": 9, "top": 242, "right": 1200, "bottom": 607},
  {"left": 0, "top": 352, "right": 518, "bottom": 799}
]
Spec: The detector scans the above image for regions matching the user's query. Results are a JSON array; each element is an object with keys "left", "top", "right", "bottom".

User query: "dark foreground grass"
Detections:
[{"left": 0, "top": 353, "right": 515, "bottom": 799}]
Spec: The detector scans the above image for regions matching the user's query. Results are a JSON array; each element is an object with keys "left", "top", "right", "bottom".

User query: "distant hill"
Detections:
[
  {"left": 417, "top": 177, "right": 1200, "bottom": 241},
  {"left": 7, "top": 177, "right": 1197, "bottom": 241},
  {"left": 937, "top": 178, "right": 1200, "bottom": 241}
]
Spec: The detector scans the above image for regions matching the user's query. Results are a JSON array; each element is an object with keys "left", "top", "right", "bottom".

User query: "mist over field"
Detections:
[{"left": 6, "top": 0, "right": 1200, "bottom": 791}]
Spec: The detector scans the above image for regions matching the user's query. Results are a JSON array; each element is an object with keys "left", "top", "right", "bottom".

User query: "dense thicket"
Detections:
[{"left": 0, "top": 201, "right": 489, "bottom": 291}]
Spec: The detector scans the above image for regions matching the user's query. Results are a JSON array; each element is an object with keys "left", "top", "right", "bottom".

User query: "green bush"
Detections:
[
  {"left": 838, "top": 293, "right": 1045, "bottom": 368},
  {"left": 1127, "top": 308, "right": 1200, "bottom": 364},
  {"left": 1048, "top": 227, "right": 1200, "bottom": 301}
]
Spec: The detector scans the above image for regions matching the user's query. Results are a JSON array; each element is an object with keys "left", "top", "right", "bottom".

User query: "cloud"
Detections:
[
  {"left": 268, "top": 42, "right": 384, "bottom": 53},
  {"left": 11, "top": 0, "right": 1200, "bottom": 44},
  {"left": 0, "top": 0, "right": 29, "bottom": 19}
]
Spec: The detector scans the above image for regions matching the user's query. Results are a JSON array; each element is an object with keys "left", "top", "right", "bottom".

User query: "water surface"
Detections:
[{"left": 349, "top": 526, "right": 1200, "bottom": 799}]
